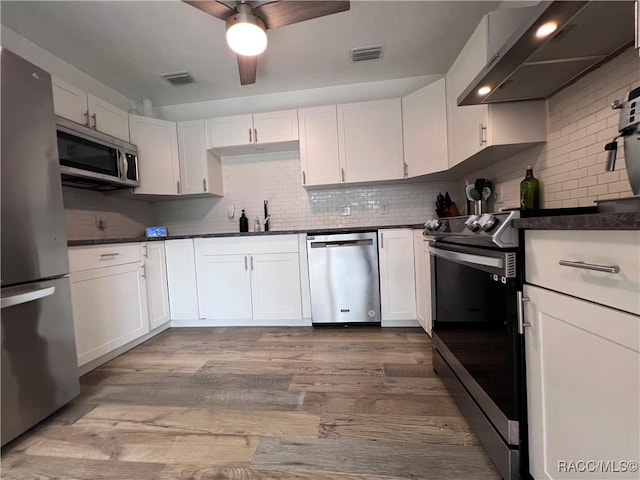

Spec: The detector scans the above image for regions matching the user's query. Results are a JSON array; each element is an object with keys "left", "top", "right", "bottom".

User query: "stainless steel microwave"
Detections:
[{"left": 56, "top": 116, "right": 139, "bottom": 190}]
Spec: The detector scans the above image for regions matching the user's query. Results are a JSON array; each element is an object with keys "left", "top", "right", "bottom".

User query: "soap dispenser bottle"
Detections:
[
  {"left": 253, "top": 216, "right": 261, "bottom": 232},
  {"left": 239, "top": 210, "right": 248, "bottom": 232}
]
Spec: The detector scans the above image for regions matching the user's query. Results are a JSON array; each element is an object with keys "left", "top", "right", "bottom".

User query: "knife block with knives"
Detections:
[{"left": 435, "top": 192, "right": 460, "bottom": 218}]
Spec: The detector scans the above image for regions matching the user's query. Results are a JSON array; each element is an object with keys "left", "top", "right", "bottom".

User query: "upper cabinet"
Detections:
[
  {"left": 402, "top": 78, "right": 448, "bottom": 177},
  {"left": 445, "top": 15, "right": 546, "bottom": 169},
  {"left": 206, "top": 109, "right": 299, "bottom": 155},
  {"left": 177, "top": 120, "right": 223, "bottom": 196},
  {"left": 129, "top": 114, "right": 180, "bottom": 196},
  {"left": 298, "top": 99, "right": 404, "bottom": 187},
  {"left": 52, "top": 76, "right": 130, "bottom": 142}
]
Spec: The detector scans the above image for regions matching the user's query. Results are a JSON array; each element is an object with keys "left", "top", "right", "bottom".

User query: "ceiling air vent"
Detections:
[
  {"left": 349, "top": 45, "right": 384, "bottom": 62},
  {"left": 160, "top": 71, "right": 195, "bottom": 86}
]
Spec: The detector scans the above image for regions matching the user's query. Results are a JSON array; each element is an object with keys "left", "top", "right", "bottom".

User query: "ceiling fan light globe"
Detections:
[{"left": 226, "top": 22, "right": 267, "bottom": 56}]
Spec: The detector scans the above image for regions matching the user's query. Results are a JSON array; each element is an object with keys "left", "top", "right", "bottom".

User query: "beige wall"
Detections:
[{"left": 465, "top": 47, "right": 639, "bottom": 210}]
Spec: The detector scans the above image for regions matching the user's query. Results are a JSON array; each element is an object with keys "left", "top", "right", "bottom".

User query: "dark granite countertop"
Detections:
[
  {"left": 67, "top": 224, "right": 426, "bottom": 246},
  {"left": 513, "top": 211, "right": 640, "bottom": 230}
]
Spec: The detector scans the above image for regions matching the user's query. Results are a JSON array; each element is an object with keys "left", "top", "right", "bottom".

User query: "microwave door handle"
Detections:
[
  {"left": 116, "top": 150, "right": 123, "bottom": 179},
  {"left": 122, "top": 153, "right": 129, "bottom": 181}
]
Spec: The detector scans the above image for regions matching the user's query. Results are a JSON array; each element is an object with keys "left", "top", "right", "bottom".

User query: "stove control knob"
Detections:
[
  {"left": 465, "top": 215, "right": 481, "bottom": 232},
  {"left": 431, "top": 219, "right": 443, "bottom": 231},
  {"left": 480, "top": 214, "right": 498, "bottom": 232}
]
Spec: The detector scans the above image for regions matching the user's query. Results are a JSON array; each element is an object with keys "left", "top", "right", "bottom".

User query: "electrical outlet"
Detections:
[
  {"left": 340, "top": 205, "right": 351, "bottom": 216},
  {"left": 95, "top": 214, "right": 107, "bottom": 230},
  {"left": 496, "top": 187, "right": 504, "bottom": 204},
  {"left": 381, "top": 202, "right": 389, "bottom": 214}
]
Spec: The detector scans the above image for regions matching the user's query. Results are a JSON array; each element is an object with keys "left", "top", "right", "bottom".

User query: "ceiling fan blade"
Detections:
[
  {"left": 253, "top": 1, "right": 350, "bottom": 30},
  {"left": 182, "top": 0, "right": 235, "bottom": 21},
  {"left": 237, "top": 55, "right": 257, "bottom": 85}
]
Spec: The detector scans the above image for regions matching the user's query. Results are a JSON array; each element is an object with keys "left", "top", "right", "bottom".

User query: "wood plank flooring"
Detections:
[{"left": 1, "top": 327, "right": 499, "bottom": 479}]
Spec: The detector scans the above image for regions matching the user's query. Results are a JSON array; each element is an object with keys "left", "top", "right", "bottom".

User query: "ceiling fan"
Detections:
[{"left": 182, "top": 1, "right": 350, "bottom": 85}]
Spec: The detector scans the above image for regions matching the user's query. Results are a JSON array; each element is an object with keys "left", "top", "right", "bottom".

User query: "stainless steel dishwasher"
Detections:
[{"left": 307, "top": 232, "right": 380, "bottom": 324}]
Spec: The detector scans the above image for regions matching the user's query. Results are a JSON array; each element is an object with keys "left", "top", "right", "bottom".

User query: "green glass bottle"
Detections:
[{"left": 520, "top": 166, "right": 540, "bottom": 210}]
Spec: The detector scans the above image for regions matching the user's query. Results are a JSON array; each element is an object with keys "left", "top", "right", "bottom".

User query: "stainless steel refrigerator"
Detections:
[{"left": 1, "top": 49, "right": 79, "bottom": 446}]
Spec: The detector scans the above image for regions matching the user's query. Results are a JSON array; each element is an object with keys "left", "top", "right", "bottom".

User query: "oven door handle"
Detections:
[{"left": 430, "top": 245, "right": 504, "bottom": 270}]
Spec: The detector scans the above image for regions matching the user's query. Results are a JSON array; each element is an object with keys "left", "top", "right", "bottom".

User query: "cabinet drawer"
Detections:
[
  {"left": 196, "top": 235, "right": 299, "bottom": 256},
  {"left": 69, "top": 243, "right": 143, "bottom": 272},
  {"left": 525, "top": 230, "right": 640, "bottom": 315}
]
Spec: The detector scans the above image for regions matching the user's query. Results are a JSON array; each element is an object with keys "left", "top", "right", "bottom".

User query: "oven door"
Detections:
[{"left": 430, "top": 241, "right": 522, "bottom": 447}]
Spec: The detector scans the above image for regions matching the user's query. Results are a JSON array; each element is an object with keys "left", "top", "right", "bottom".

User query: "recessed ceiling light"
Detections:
[
  {"left": 536, "top": 21, "right": 558, "bottom": 38},
  {"left": 478, "top": 86, "right": 492, "bottom": 96}
]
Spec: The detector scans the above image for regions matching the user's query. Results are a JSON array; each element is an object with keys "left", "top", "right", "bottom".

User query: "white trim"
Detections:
[
  {"left": 381, "top": 319, "right": 421, "bottom": 327},
  {"left": 171, "top": 318, "right": 312, "bottom": 327}
]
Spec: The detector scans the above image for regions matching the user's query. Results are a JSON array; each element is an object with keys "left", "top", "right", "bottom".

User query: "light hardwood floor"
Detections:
[{"left": 1, "top": 327, "right": 499, "bottom": 479}]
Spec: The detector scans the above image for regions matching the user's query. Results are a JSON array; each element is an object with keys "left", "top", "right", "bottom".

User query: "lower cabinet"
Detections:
[
  {"left": 165, "top": 239, "right": 199, "bottom": 321},
  {"left": 144, "top": 242, "right": 171, "bottom": 329},
  {"left": 524, "top": 284, "right": 640, "bottom": 479},
  {"left": 194, "top": 236, "right": 302, "bottom": 324},
  {"left": 413, "top": 229, "right": 432, "bottom": 335},
  {"left": 378, "top": 229, "right": 417, "bottom": 325},
  {"left": 69, "top": 246, "right": 149, "bottom": 368}
]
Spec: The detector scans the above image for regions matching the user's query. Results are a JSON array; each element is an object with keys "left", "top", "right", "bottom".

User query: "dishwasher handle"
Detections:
[{"left": 310, "top": 239, "right": 374, "bottom": 248}]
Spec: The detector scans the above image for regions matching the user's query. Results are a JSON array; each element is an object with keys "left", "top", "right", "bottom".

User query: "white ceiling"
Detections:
[{"left": 0, "top": 1, "right": 502, "bottom": 106}]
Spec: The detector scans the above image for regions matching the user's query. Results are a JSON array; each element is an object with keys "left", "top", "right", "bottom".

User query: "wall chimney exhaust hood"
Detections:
[{"left": 458, "top": 1, "right": 636, "bottom": 106}]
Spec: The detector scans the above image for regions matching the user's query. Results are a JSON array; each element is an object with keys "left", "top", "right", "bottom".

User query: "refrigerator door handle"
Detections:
[{"left": 1, "top": 286, "right": 55, "bottom": 309}]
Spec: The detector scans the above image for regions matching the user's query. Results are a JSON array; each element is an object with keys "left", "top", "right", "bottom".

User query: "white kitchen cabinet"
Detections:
[
  {"left": 143, "top": 242, "right": 171, "bottom": 330},
  {"left": 177, "top": 120, "right": 223, "bottom": 196},
  {"left": 206, "top": 109, "right": 298, "bottom": 154},
  {"left": 413, "top": 229, "right": 432, "bottom": 336},
  {"left": 129, "top": 114, "right": 180, "bottom": 196},
  {"left": 524, "top": 284, "right": 639, "bottom": 480},
  {"left": 402, "top": 78, "right": 448, "bottom": 177},
  {"left": 194, "top": 236, "right": 302, "bottom": 324},
  {"left": 52, "top": 76, "right": 130, "bottom": 141},
  {"left": 69, "top": 245, "right": 149, "bottom": 367},
  {"left": 378, "top": 229, "right": 417, "bottom": 324},
  {"left": 445, "top": 14, "right": 545, "bottom": 168},
  {"left": 298, "top": 105, "right": 341, "bottom": 186},
  {"left": 337, "top": 99, "right": 404, "bottom": 183},
  {"left": 165, "top": 239, "right": 199, "bottom": 321}
]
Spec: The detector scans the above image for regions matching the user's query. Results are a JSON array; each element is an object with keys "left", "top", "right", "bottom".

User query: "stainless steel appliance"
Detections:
[
  {"left": 1, "top": 49, "right": 80, "bottom": 446},
  {"left": 57, "top": 116, "right": 139, "bottom": 190},
  {"left": 307, "top": 232, "right": 380, "bottom": 324}
]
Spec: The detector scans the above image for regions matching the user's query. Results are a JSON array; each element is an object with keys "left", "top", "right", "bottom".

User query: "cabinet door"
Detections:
[
  {"left": 413, "top": 230, "right": 432, "bottom": 335},
  {"left": 337, "top": 99, "right": 404, "bottom": 183},
  {"left": 402, "top": 78, "right": 448, "bottom": 177},
  {"left": 378, "top": 229, "right": 417, "bottom": 322},
  {"left": 70, "top": 262, "right": 149, "bottom": 367},
  {"left": 51, "top": 76, "right": 88, "bottom": 125},
  {"left": 445, "top": 16, "right": 489, "bottom": 168},
  {"left": 177, "top": 120, "right": 208, "bottom": 195},
  {"left": 196, "top": 254, "right": 252, "bottom": 320},
  {"left": 165, "top": 239, "right": 199, "bottom": 320},
  {"left": 129, "top": 114, "right": 180, "bottom": 195},
  {"left": 87, "top": 94, "right": 130, "bottom": 141},
  {"left": 206, "top": 114, "right": 253, "bottom": 148},
  {"left": 144, "top": 242, "right": 170, "bottom": 330},
  {"left": 253, "top": 109, "right": 298, "bottom": 144},
  {"left": 250, "top": 253, "right": 301, "bottom": 321},
  {"left": 524, "top": 285, "right": 640, "bottom": 480},
  {"left": 298, "top": 105, "right": 341, "bottom": 186}
]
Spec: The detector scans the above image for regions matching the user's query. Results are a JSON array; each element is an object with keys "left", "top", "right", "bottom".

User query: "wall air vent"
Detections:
[
  {"left": 349, "top": 45, "right": 384, "bottom": 62},
  {"left": 160, "top": 71, "right": 195, "bottom": 85}
]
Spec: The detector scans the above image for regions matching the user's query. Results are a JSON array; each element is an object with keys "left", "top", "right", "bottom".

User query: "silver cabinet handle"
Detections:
[
  {"left": 203, "top": 178, "right": 207, "bottom": 192},
  {"left": 559, "top": 260, "right": 620, "bottom": 274},
  {"left": 177, "top": 181, "right": 181, "bottom": 194},
  {"left": 479, "top": 123, "right": 487, "bottom": 146},
  {"left": 141, "top": 265, "right": 146, "bottom": 278},
  {"left": 84, "top": 111, "right": 90, "bottom": 126},
  {"left": 142, "top": 244, "right": 148, "bottom": 258},
  {"left": 244, "top": 255, "right": 248, "bottom": 270},
  {"left": 341, "top": 168, "right": 345, "bottom": 182},
  {"left": 302, "top": 171, "right": 306, "bottom": 185},
  {"left": 100, "top": 253, "right": 119, "bottom": 258},
  {"left": 380, "top": 232, "right": 384, "bottom": 249},
  {"left": 403, "top": 162, "right": 408, "bottom": 178},
  {"left": 249, "top": 128, "right": 252, "bottom": 143},
  {"left": 1, "top": 286, "right": 55, "bottom": 309},
  {"left": 91, "top": 113, "right": 97, "bottom": 129},
  {"left": 517, "top": 291, "right": 532, "bottom": 334},
  {"left": 254, "top": 128, "right": 258, "bottom": 143},
  {"left": 250, "top": 256, "right": 254, "bottom": 270}
]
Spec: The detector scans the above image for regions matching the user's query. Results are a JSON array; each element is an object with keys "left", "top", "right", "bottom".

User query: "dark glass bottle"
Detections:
[
  {"left": 520, "top": 166, "right": 540, "bottom": 210},
  {"left": 239, "top": 209, "right": 249, "bottom": 232}
]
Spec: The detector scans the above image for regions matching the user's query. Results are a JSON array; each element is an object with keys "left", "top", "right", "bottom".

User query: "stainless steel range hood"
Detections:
[{"left": 458, "top": 1, "right": 636, "bottom": 106}]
